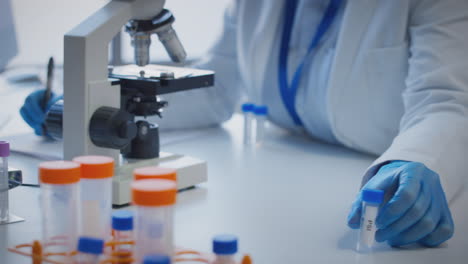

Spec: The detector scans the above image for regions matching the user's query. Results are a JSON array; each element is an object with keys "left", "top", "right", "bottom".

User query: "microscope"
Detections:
[{"left": 46, "top": 0, "right": 212, "bottom": 205}]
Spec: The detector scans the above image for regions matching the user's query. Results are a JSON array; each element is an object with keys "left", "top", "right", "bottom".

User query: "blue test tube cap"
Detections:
[
  {"left": 213, "top": 234, "right": 238, "bottom": 255},
  {"left": 112, "top": 210, "right": 133, "bottom": 231},
  {"left": 241, "top": 103, "right": 255, "bottom": 113},
  {"left": 77, "top": 236, "right": 104, "bottom": 255},
  {"left": 362, "top": 189, "right": 384, "bottom": 204},
  {"left": 143, "top": 254, "right": 171, "bottom": 264},
  {"left": 253, "top": 105, "right": 268, "bottom": 116}
]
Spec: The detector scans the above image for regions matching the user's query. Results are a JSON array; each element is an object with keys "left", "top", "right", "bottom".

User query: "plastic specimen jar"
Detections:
[
  {"left": 134, "top": 166, "right": 177, "bottom": 182},
  {"left": 112, "top": 210, "right": 134, "bottom": 256},
  {"left": 73, "top": 155, "right": 114, "bottom": 239},
  {"left": 253, "top": 105, "right": 268, "bottom": 144},
  {"left": 0, "top": 141, "right": 10, "bottom": 223},
  {"left": 132, "top": 179, "right": 177, "bottom": 261},
  {"left": 39, "top": 161, "right": 80, "bottom": 259},
  {"left": 77, "top": 236, "right": 105, "bottom": 264},
  {"left": 241, "top": 103, "right": 254, "bottom": 145},
  {"left": 357, "top": 189, "right": 384, "bottom": 252},
  {"left": 212, "top": 234, "right": 238, "bottom": 264}
]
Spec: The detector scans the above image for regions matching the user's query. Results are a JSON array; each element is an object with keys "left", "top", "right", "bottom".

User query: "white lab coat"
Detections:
[{"left": 156, "top": 0, "right": 468, "bottom": 201}]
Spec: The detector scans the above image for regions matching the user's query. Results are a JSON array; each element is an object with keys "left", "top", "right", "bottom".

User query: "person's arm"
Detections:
[
  {"left": 348, "top": 0, "right": 468, "bottom": 247},
  {"left": 149, "top": 1, "right": 243, "bottom": 130}
]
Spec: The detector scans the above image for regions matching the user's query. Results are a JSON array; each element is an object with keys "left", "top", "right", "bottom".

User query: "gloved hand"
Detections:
[
  {"left": 347, "top": 161, "right": 454, "bottom": 247},
  {"left": 20, "top": 89, "right": 62, "bottom": 136}
]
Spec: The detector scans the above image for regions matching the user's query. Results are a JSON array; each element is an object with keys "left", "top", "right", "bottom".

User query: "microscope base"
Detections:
[
  {"left": 0, "top": 214, "right": 24, "bottom": 225},
  {"left": 112, "top": 152, "right": 207, "bottom": 205}
]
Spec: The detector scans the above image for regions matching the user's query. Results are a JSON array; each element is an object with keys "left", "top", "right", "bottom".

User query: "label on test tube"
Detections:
[{"left": 357, "top": 189, "right": 384, "bottom": 253}]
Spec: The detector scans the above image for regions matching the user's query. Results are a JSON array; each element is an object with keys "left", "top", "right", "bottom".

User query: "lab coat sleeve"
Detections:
[
  {"left": 148, "top": 1, "right": 243, "bottom": 130},
  {"left": 362, "top": 0, "right": 468, "bottom": 202}
]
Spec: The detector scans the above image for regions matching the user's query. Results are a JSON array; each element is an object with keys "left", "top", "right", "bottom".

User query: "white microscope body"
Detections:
[{"left": 63, "top": 0, "right": 207, "bottom": 205}]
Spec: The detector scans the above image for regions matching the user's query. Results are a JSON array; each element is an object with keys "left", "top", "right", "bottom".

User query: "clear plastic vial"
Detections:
[
  {"left": 112, "top": 210, "right": 134, "bottom": 254},
  {"left": 76, "top": 236, "right": 105, "bottom": 264},
  {"left": 253, "top": 105, "right": 268, "bottom": 144},
  {"left": 0, "top": 141, "right": 10, "bottom": 223},
  {"left": 132, "top": 179, "right": 177, "bottom": 261},
  {"left": 357, "top": 189, "right": 384, "bottom": 253},
  {"left": 134, "top": 166, "right": 177, "bottom": 182},
  {"left": 39, "top": 161, "right": 81, "bottom": 259},
  {"left": 212, "top": 234, "right": 238, "bottom": 264},
  {"left": 143, "top": 254, "right": 172, "bottom": 264},
  {"left": 241, "top": 103, "right": 255, "bottom": 145},
  {"left": 73, "top": 155, "right": 114, "bottom": 240}
]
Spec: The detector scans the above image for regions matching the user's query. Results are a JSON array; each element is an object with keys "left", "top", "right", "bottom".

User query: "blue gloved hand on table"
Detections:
[
  {"left": 347, "top": 161, "right": 454, "bottom": 247},
  {"left": 20, "top": 89, "right": 62, "bottom": 136}
]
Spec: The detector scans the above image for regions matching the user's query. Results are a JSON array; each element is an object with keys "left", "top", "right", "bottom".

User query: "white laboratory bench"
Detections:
[{"left": 0, "top": 114, "right": 467, "bottom": 264}]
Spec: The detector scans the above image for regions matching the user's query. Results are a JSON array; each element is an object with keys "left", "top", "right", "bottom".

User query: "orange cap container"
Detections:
[
  {"left": 72, "top": 155, "right": 114, "bottom": 179},
  {"left": 133, "top": 166, "right": 177, "bottom": 182},
  {"left": 131, "top": 179, "right": 177, "bottom": 207},
  {"left": 39, "top": 161, "right": 81, "bottom": 184}
]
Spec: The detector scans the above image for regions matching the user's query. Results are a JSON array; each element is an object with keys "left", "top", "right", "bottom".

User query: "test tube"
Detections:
[
  {"left": 76, "top": 236, "right": 105, "bottom": 264},
  {"left": 0, "top": 141, "right": 10, "bottom": 223},
  {"left": 253, "top": 105, "right": 268, "bottom": 144},
  {"left": 134, "top": 166, "right": 177, "bottom": 182},
  {"left": 73, "top": 155, "right": 114, "bottom": 240},
  {"left": 143, "top": 254, "right": 171, "bottom": 264},
  {"left": 132, "top": 179, "right": 177, "bottom": 261},
  {"left": 39, "top": 161, "right": 81, "bottom": 259},
  {"left": 212, "top": 234, "right": 238, "bottom": 264},
  {"left": 112, "top": 210, "right": 134, "bottom": 255},
  {"left": 241, "top": 103, "right": 255, "bottom": 145},
  {"left": 357, "top": 189, "right": 384, "bottom": 253}
]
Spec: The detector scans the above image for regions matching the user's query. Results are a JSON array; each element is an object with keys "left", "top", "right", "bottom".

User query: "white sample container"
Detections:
[
  {"left": 77, "top": 236, "right": 105, "bottom": 264},
  {"left": 132, "top": 179, "right": 177, "bottom": 261},
  {"left": 212, "top": 234, "right": 238, "bottom": 264},
  {"left": 73, "top": 155, "right": 114, "bottom": 240},
  {"left": 39, "top": 161, "right": 81, "bottom": 259},
  {"left": 241, "top": 103, "right": 255, "bottom": 145},
  {"left": 0, "top": 141, "right": 9, "bottom": 223},
  {"left": 253, "top": 105, "right": 268, "bottom": 144},
  {"left": 357, "top": 189, "right": 384, "bottom": 252}
]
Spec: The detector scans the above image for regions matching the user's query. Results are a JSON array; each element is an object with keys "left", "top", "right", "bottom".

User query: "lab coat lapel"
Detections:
[
  {"left": 327, "top": 0, "right": 378, "bottom": 142},
  {"left": 238, "top": 0, "right": 283, "bottom": 103}
]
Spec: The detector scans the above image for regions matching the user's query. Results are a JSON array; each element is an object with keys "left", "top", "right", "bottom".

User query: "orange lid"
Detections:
[
  {"left": 131, "top": 179, "right": 177, "bottom": 207},
  {"left": 72, "top": 155, "right": 114, "bottom": 179},
  {"left": 133, "top": 166, "right": 177, "bottom": 182},
  {"left": 39, "top": 161, "right": 80, "bottom": 184}
]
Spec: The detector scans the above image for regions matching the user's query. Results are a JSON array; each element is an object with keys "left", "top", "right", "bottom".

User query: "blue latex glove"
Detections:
[
  {"left": 347, "top": 161, "right": 454, "bottom": 247},
  {"left": 20, "top": 89, "right": 62, "bottom": 136}
]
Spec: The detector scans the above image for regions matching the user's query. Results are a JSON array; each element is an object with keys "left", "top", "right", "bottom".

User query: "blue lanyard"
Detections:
[{"left": 278, "top": 0, "right": 343, "bottom": 125}]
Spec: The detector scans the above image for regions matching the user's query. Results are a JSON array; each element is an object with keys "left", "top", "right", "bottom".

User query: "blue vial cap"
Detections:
[
  {"left": 143, "top": 254, "right": 171, "bottom": 264},
  {"left": 213, "top": 234, "right": 238, "bottom": 255},
  {"left": 77, "top": 237, "right": 104, "bottom": 255},
  {"left": 362, "top": 189, "right": 384, "bottom": 204},
  {"left": 112, "top": 210, "right": 133, "bottom": 231},
  {"left": 241, "top": 103, "right": 255, "bottom": 113},
  {"left": 253, "top": 105, "right": 268, "bottom": 116}
]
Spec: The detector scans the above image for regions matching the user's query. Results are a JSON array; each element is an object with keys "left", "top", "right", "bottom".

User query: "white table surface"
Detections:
[{"left": 0, "top": 113, "right": 467, "bottom": 264}]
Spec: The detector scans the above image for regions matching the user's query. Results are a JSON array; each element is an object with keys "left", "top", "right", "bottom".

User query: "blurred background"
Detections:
[{"left": 8, "top": 0, "right": 231, "bottom": 66}]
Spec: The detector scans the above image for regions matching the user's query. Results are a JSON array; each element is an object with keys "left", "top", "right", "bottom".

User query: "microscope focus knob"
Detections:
[{"left": 89, "top": 107, "right": 137, "bottom": 150}]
